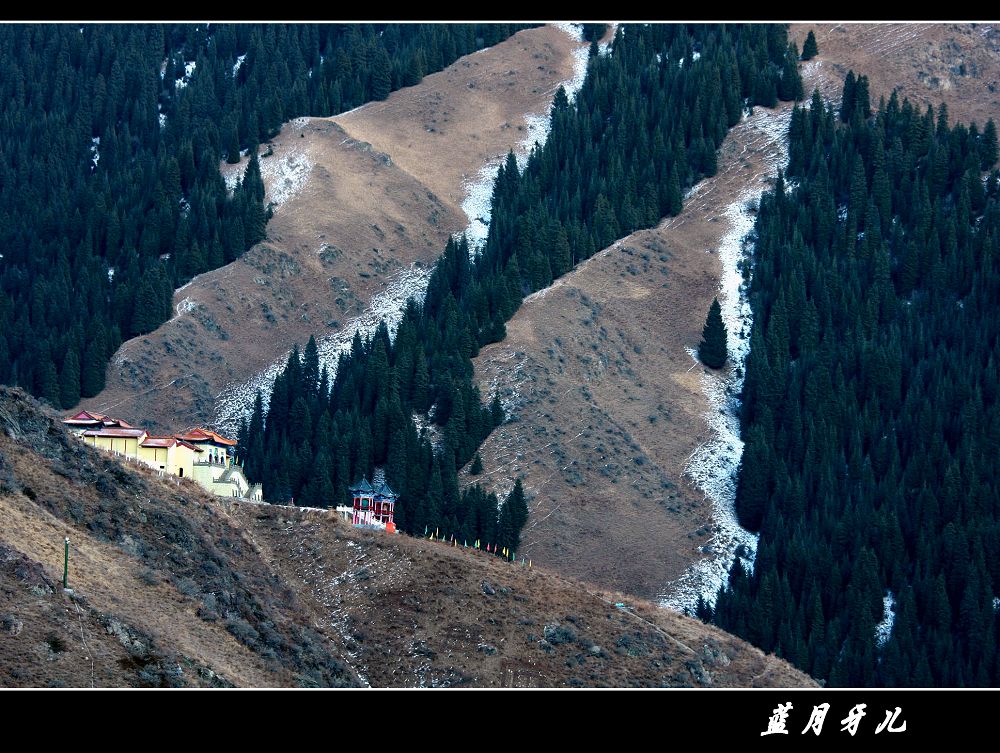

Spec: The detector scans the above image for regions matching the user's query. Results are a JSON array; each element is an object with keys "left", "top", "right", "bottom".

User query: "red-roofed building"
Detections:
[
  {"left": 62, "top": 410, "right": 109, "bottom": 431},
  {"left": 179, "top": 428, "right": 260, "bottom": 501},
  {"left": 138, "top": 435, "right": 202, "bottom": 479},
  {"left": 62, "top": 414, "right": 261, "bottom": 501},
  {"left": 80, "top": 426, "right": 148, "bottom": 458}
]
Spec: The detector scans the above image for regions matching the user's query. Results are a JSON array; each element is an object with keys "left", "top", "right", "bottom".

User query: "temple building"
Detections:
[
  {"left": 62, "top": 411, "right": 262, "bottom": 501},
  {"left": 348, "top": 477, "right": 397, "bottom": 531}
]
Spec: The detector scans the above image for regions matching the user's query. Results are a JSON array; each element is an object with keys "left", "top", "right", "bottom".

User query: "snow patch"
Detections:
[
  {"left": 552, "top": 22, "right": 584, "bottom": 43},
  {"left": 801, "top": 59, "right": 824, "bottom": 85},
  {"left": 259, "top": 148, "right": 312, "bottom": 209},
  {"left": 90, "top": 137, "right": 100, "bottom": 169},
  {"left": 233, "top": 53, "right": 246, "bottom": 77},
  {"left": 175, "top": 60, "right": 196, "bottom": 90},
  {"left": 213, "top": 263, "right": 434, "bottom": 437},
  {"left": 412, "top": 411, "right": 444, "bottom": 451},
  {"left": 107, "top": 267, "right": 115, "bottom": 283},
  {"left": 599, "top": 23, "right": 618, "bottom": 56},
  {"left": 221, "top": 163, "right": 242, "bottom": 193},
  {"left": 659, "top": 105, "right": 792, "bottom": 615},
  {"left": 174, "top": 297, "right": 197, "bottom": 319},
  {"left": 876, "top": 591, "right": 896, "bottom": 648}
]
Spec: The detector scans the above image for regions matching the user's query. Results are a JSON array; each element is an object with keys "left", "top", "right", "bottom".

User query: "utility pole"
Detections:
[{"left": 63, "top": 537, "right": 70, "bottom": 590}]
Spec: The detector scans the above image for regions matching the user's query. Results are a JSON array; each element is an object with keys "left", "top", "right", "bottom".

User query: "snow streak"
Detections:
[
  {"left": 212, "top": 25, "right": 592, "bottom": 438},
  {"left": 876, "top": 591, "right": 896, "bottom": 648},
  {"left": 659, "top": 105, "right": 791, "bottom": 615},
  {"left": 212, "top": 264, "right": 433, "bottom": 438},
  {"left": 221, "top": 146, "right": 312, "bottom": 209},
  {"left": 458, "top": 24, "right": 591, "bottom": 252},
  {"left": 258, "top": 149, "right": 312, "bottom": 208},
  {"left": 175, "top": 61, "right": 196, "bottom": 90}
]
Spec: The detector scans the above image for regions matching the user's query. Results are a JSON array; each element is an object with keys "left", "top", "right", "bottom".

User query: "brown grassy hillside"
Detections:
[
  {"left": 789, "top": 23, "right": 1000, "bottom": 130},
  {"left": 466, "top": 102, "right": 789, "bottom": 600},
  {"left": 0, "top": 387, "right": 813, "bottom": 688},
  {"left": 81, "top": 25, "right": 583, "bottom": 436},
  {"left": 465, "top": 23, "right": 1000, "bottom": 602}
]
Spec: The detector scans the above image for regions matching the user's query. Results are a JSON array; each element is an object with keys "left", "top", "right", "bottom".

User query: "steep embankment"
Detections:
[
  {"left": 0, "top": 386, "right": 355, "bottom": 687},
  {"left": 0, "top": 386, "right": 813, "bottom": 687},
  {"left": 81, "top": 25, "right": 584, "bottom": 436}
]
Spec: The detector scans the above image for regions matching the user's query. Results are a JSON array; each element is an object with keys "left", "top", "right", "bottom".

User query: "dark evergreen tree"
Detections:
[
  {"left": 982, "top": 119, "right": 998, "bottom": 170},
  {"left": 699, "top": 297, "right": 728, "bottom": 369},
  {"left": 778, "top": 43, "right": 804, "bottom": 102},
  {"left": 506, "top": 478, "right": 529, "bottom": 538},
  {"left": 801, "top": 31, "right": 818, "bottom": 61},
  {"left": 59, "top": 350, "right": 81, "bottom": 409}
]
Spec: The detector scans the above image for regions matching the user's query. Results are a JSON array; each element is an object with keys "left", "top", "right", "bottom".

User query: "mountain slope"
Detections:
[
  {"left": 80, "top": 25, "right": 584, "bottom": 436},
  {"left": 0, "top": 386, "right": 812, "bottom": 688},
  {"left": 790, "top": 22, "right": 1000, "bottom": 129},
  {"left": 465, "top": 102, "right": 789, "bottom": 600},
  {"left": 464, "top": 22, "right": 1000, "bottom": 605}
]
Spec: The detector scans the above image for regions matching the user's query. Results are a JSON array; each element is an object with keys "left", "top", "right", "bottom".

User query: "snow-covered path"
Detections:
[{"left": 659, "top": 105, "right": 792, "bottom": 615}]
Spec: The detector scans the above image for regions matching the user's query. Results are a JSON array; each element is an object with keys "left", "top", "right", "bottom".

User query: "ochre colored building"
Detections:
[
  {"left": 62, "top": 411, "right": 262, "bottom": 501},
  {"left": 138, "top": 436, "right": 201, "bottom": 480}
]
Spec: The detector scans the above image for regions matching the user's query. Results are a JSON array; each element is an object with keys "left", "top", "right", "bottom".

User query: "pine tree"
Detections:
[
  {"left": 981, "top": 119, "right": 998, "bottom": 170},
  {"left": 506, "top": 478, "right": 529, "bottom": 537},
  {"left": 37, "top": 357, "right": 60, "bottom": 407},
  {"left": 840, "top": 71, "right": 856, "bottom": 123},
  {"left": 302, "top": 335, "right": 320, "bottom": 397},
  {"left": 801, "top": 31, "right": 818, "bottom": 61},
  {"left": 699, "top": 297, "right": 728, "bottom": 369},
  {"left": 59, "top": 349, "right": 81, "bottom": 409},
  {"left": 778, "top": 43, "right": 804, "bottom": 102},
  {"left": 371, "top": 47, "right": 392, "bottom": 101},
  {"left": 470, "top": 452, "right": 483, "bottom": 475},
  {"left": 80, "top": 333, "right": 106, "bottom": 397},
  {"left": 489, "top": 393, "right": 505, "bottom": 427}
]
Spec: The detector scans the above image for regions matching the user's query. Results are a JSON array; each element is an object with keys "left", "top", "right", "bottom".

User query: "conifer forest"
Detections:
[{"left": 3, "top": 21, "right": 996, "bottom": 688}]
